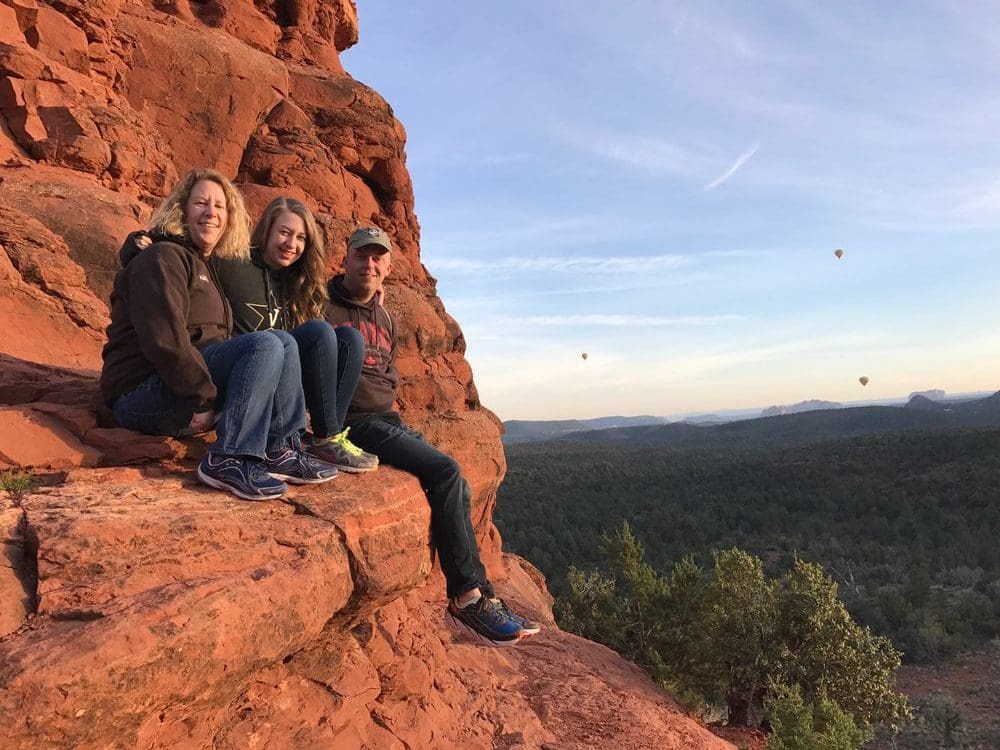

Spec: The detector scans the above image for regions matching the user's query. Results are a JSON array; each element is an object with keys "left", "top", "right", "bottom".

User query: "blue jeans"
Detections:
[
  {"left": 112, "top": 331, "right": 307, "bottom": 458},
  {"left": 289, "top": 320, "right": 364, "bottom": 439},
  {"left": 347, "top": 412, "right": 492, "bottom": 600}
]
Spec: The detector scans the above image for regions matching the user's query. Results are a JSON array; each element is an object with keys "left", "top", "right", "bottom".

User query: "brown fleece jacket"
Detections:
[{"left": 100, "top": 238, "right": 233, "bottom": 410}]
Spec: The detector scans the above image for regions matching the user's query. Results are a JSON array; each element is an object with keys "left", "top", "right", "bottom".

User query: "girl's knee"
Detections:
[
  {"left": 297, "top": 320, "right": 338, "bottom": 354},
  {"left": 243, "top": 331, "right": 287, "bottom": 362},
  {"left": 336, "top": 324, "right": 364, "bottom": 347},
  {"left": 267, "top": 329, "right": 301, "bottom": 356},
  {"left": 296, "top": 319, "right": 334, "bottom": 339}
]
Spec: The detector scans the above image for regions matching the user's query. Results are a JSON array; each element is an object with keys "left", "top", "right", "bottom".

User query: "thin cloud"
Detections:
[
  {"left": 423, "top": 214, "right": 655, "bottom": 254},
  {"left": 494, "top": 313, "right": 746, "bottom": 327},
  {"left": 430, "top": 247, "right": 771, "bottom": 276},
  {"left": 430, "top": 254, "right": 693, "bottom": 274},
  {"left": 554, "top": 125, "right": 708, "bottom": 178},
  {"left": 555, "top": 124, "right": 762, "bottom": 193},
  {"left": 703, "top": 143, "right": 759, "bottom": 191}
]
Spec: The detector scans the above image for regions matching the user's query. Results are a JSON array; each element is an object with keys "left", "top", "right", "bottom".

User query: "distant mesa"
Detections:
[
  {"left": 908, "top": 389, "right": 945, "bottom": 402},
  {"left": 679, "top": 414, "right": 724, "bottom": 425},
  {"left": 761, "top": 400, "right": 843, "bottom": 418},
  {"left": 905, "top": 394, "right": 949, "bottom": 411}
]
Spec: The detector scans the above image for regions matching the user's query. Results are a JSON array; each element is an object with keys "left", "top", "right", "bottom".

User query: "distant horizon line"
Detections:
[{"left": 499, "top": 388, "right": 998, "bottom": 424}]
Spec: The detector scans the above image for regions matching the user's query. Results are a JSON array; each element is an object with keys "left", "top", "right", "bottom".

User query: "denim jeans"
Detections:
[
  {"left": 289, "top": 320, "right": 364, "bottom": 439},
  {"left": 112, "top": 331, "right": 307, "bottom": 458},
  {"left": 347, "top": 412, "right": 492, "bottom": 600}
]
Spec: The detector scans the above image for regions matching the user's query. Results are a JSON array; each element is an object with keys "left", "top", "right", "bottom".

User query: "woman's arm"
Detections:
[{"left": 126, "top": 245, "right": 217, "bottom": 411}]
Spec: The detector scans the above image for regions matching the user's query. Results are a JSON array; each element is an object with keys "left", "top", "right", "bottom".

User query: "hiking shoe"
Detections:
[
  {"left": 196, "top": 453, "right": 287, "bottom": 501},
  {"left": 307, "top": 428, "right": 378, "bottom": 474},
  {"left": 264, "top": 437, "right": 339, "bottom": 484},
  {"left": 494, "top": 598, "right": 542, "bottom": 635},
  {"left": 445, "top": 595, "right": 533, "bottom": 647}
]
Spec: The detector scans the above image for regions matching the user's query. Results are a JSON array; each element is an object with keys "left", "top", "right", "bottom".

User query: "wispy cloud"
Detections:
[
  {"left": 553, "top": 123, "right": 764, "bottom": 194},
  {"left": 422, "top": 213, "right": 658, "bottom": 255},
  {"left": 495, "top": 313, "right": 746, "bottom": 327},
  {"left": 951, "top": 177, "right": 1000, "bottom": 225},
  {"left": 553, "top": 125, "right": 708, "bottom": 178},
  {"left": 429, "top": 253, "right": 693, "bottom": 274},
  {"left": 430, "top": 248, "right": 771, "bottom": 281},
  {"left": 703, "top": 143, "right": 759, "bottom": 191}
]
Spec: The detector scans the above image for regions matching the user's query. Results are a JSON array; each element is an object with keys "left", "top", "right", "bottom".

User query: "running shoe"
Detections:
[
  {"left": 494, "top": 598, "right": 542, "bottom": 635},
  {"left": 445, "top": 595, "right": 534, "bottom": 647},
  {"left": 307, "top": 428, "right": 378, "bottom": 473},
  {"left": 265, "top": 437, "right": 339, "bottom": 484},
  {"left": 196, "top": 453, "right": 287, "bottom": 500}
]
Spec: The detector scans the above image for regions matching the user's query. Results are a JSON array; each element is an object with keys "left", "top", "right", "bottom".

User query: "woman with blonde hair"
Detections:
[{"left": 101, "top": 169, "right": 339, "bottom": 500}]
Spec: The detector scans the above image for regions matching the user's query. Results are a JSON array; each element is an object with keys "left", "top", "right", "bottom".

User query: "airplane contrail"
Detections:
[{"left": 703, "top": 142, "right": 759, "bottom": 191}]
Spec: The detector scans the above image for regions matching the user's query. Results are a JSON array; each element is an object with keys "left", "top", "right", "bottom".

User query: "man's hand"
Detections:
[
  {"left": 134, "top": 232, "right": 152, "bottom": 249},
  {"left": 187, "top": 410, "right": 215, "bottom": 434}
]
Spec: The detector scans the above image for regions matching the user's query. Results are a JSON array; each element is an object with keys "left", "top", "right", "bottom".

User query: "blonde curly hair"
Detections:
[
  {"left": 149, "top": 168, "right": 250, "bottom": 260},
  {"left": 250, "top": 197, "right": 329, "bottom": 325}
]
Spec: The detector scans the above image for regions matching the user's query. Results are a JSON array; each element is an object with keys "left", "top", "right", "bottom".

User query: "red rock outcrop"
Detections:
[{"left": 0, "top": 2, "right": 736, "bottom": 748}]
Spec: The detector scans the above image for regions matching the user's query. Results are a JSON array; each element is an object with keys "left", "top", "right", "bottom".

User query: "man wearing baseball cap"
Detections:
[{"left": 326, "top": 226, "right": 540, "bottom": 647}]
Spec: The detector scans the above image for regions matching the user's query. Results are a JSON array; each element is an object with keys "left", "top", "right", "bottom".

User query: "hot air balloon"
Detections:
[
  {"left": 581, "top": 352, "right": 588, "bottom": 361},
  {"left": 859, "top": 376, "right": 869, "bottom": 386},
  {"left": 834, "top": 248, "right": 844, "bottom": 259}
]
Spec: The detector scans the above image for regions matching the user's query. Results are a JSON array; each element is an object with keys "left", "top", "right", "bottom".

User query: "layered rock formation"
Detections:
[{"left": 0, "top": 2, "right": 735, "bottom": 747}]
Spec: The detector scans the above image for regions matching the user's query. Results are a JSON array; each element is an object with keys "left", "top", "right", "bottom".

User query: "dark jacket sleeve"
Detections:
[
  {"left": 126, "top": 245, "right": 216, "bottom": 410},
  {"left": 119, "top": 230, "right": 152, "bottom": 267}
]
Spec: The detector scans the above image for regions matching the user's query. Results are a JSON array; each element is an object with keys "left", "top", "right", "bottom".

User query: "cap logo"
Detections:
[{"left": 364, "top": 227, "right": 381, "bottom": 236}]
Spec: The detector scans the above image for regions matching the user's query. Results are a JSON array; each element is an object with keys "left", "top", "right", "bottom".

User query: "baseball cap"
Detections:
[{"left": 347, "top": 225, "right": 392, "bottom": 253}]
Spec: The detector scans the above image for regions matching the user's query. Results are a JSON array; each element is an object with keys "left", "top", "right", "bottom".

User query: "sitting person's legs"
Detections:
[
  {"left": 350, "top": 413, "right": 489, "bottom": 597},
  {"left": 349, "top": 413, "right": 539, "bottom": 645},
  {"left": 291, "top": 320, "right": 376, "bottom": 472},
  {"left": 200, "top": 331, "right": 301, "bottom": 458},
  {"left": 112, "top": 373, "right": 200, "bottom": 437},
  {"left": 116, "top": 331, "right": 336, "bottom": 499},
  {"left": 253, "top": 329, "right": 341, "bottom": 485}
]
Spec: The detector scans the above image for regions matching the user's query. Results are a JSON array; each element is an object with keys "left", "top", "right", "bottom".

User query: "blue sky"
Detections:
[{"left": 344, "top": 1, "right": 1000, "bottom": 420}]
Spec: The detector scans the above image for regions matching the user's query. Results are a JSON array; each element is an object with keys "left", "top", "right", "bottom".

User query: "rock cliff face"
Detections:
[{"left": 0, "top": 3, "right": 734, "bottom": 748}]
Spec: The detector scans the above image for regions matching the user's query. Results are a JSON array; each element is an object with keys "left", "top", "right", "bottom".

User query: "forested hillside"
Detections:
[
  {"left": 503, "top": 415, "right": 669, "bottom": 443},
  {"left": 496, "top": 427, "right": 1000, "bottom": 663}
]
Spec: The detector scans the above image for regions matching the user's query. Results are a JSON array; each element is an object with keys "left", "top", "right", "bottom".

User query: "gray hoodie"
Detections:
[{"left": 325, "top": 275, "right": 399, "bottom": 421}]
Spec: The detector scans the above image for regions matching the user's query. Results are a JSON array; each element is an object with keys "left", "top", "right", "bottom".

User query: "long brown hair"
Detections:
[
  {"left": 250, "top": 197, "right": 328, "bottom": 325},
  {"left": 149, "top": 168, "right": 250, "bottom": 260}
]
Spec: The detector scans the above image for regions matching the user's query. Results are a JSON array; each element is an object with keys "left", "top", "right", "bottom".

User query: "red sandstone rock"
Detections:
[
  {"left": 118, "top": 6, "right": 289, "bottom": 176},
  {"left": 20, "top": 4, "right": 90, "bottom": 73},
  {"left": 0, "top": 3, "right": 737, "bottom": 748},
  {"left": 0, "top": 405, "right": 101, "bottom": 468},
  {"left": 0, "top": 5, "right": 23, "bottom": 45},
  {"left": 0, "top": 504, "right": 32, "bottom": 638},
  {"left": 0, "top": 168, "right": 149, "bottom": 301}
]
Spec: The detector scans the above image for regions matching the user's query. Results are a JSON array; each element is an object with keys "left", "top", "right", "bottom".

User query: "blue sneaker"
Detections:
[
  {"left": 495, "top": 598, "right": 542, "bottom": 635},
  {"left": 264, "top": 439, "right": 339, "bottom": 484},
  {"left": 196, "top": 453, "right": 287, "bottom": 501},
  {"left": 445, "top": 595, "right": 534, "bottom": 647}
]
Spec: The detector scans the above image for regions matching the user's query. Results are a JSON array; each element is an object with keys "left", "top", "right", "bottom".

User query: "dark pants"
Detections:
[
  {"left": 289, "top": 321, "right": 364, "bottom": 439},
  {"left": 348, "top": 412, "right": 492, "bottom": 600}
]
